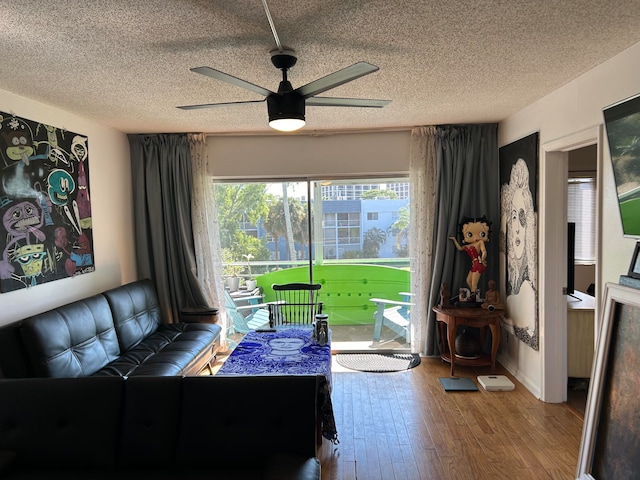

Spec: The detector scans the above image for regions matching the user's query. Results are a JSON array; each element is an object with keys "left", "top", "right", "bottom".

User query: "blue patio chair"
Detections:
[
  {"left": 225, "top": 289, "right": 270, "bottom": 336},
  {"left": 369, "top": 292, "right": 413, "bottom": 343}
]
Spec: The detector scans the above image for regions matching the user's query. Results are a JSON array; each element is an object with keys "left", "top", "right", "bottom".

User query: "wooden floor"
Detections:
[{"left": 318, "top": 357, "right": 584, "bottom": 480}]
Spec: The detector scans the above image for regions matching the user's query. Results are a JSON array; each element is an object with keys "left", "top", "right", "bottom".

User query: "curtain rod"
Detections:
[{"left": 201, "top": 126, "right": 416, "bottom": 138}]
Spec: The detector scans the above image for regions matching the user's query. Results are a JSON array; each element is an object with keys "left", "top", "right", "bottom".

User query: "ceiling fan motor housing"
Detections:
[
  {"left": 267, "top": 92, "right": 305, "bottom": 123},
  {"left": 270, "top": 48, "right": 297, "bottom": 70}
]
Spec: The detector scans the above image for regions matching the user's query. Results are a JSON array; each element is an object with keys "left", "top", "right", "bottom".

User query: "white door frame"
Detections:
[{"left": 540, "top": 125, "right": 603, "bottom": 402}]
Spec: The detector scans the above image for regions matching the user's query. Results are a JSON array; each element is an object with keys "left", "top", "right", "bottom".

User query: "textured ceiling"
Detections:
[{"left": 1, "top": 0, "right": 639, "bottom": 134}]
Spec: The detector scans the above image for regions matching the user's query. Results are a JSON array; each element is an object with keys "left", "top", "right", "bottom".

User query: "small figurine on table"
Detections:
[
  {"left": 449, "top": 216, "right": 491, "bottom": 301},
  {"left": 439, "top": 282, "right": 451, "bottom": 307},
  {"left": 481, "top": 280, "right": 504, "bottom": 311}
]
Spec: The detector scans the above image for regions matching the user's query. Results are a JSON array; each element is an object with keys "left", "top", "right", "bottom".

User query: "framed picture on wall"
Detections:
[
  {"left": 576, "top": 282, "right": 640, "bottom": 479},
  {"left": 627, "top": 242, "right": 640, "bottom": 279},
  {"left": 0, "top": 112, "right": 95, "bottom": 292},
  {"left": 499, "top": 132, "right": 539, "bottom": 350}
]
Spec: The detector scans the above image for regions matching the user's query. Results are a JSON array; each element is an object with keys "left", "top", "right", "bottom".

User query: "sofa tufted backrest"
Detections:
[
  {"left": 103, "top": 279, "right": 162, "bottom": 352},
  {"left": 0, "top": 376, "right": 124, "bottom": 469},
  {"left": 176, "top": 375, "right": 319, "bottom": 467},
  {"left": 0, "top": 375, "right": 321, "bottom": 477},
  {"left": 20, "top": 294, "right": 120, "bottom": 377}
]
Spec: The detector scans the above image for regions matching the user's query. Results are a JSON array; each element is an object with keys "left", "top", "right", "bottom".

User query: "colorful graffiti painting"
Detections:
[{"left": 0, "top": 111, "right": 94, "bottom": 292}]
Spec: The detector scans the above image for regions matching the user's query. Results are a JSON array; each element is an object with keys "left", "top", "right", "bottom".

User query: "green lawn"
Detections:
[{"left": 621, "top": 197, "right": 640, "bottom": 234}]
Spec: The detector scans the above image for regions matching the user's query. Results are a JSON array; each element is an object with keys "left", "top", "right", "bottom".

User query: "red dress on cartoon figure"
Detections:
[
  {"left": 464, "top": 245, "right": 486, "bottom": 274},
  {"left": 449, "top": 217, "right": 490, "bottom": 295}
]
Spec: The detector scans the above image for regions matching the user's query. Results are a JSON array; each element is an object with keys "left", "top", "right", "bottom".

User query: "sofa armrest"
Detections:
[{"left": 180, "top": 305, "right": 219, "bottom": 324}]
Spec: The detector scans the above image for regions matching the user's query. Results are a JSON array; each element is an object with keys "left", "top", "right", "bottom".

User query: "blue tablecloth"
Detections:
[{"left": 217, "top": 327, "right": 337, "bottom": 443}]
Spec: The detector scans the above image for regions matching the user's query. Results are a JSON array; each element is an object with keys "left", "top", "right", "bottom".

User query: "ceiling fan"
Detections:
[{"left": 177, "top": 1, "right": 391, "bottom": 132}]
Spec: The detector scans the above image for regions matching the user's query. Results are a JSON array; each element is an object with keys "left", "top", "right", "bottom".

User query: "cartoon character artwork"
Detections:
[
  {"left": 71, "top": 136, "right": 92, "bottom": 229},
  {"left": 449, "top": 216, "right": 491, "bottom": 302},
  {"left": 0, "top": 200, "right": 46, "bottom": 281},
  {"left": 0, "top": 111, "right": 95, "bottom": 292},
  {"left": 0, "top": 116, "right": 48, "bottom": 167}
]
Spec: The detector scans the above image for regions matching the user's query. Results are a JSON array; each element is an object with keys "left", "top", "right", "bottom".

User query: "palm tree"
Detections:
[
  {"left": 388, "top": 205, "right": 409, "bottom": 256},
  {"left": 362, "top": 227, "right": 387, "bottom": 258},
  {"left": 282, "top": 183, "right": 297, "bottom": 262},
  {"left": 263, "top": 195, "right": 306, "bottom": 262}
]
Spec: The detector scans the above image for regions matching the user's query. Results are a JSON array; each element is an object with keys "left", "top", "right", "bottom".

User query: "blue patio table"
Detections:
[{"left": 216, "top": 326, "right": 338, "bottom": 444}]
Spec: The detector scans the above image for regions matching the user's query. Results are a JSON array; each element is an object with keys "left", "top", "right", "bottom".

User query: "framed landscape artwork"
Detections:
[
  {"left": 0, "top": 112, "right": 94, "bottom": 292},
  {"left": 499, "top": 132, "right": 539, "bottom": 350},
  {"left": 627, "top": 241, "right": 640, "bottom": 279},
  {"left": 577, "top": 282, "right": 640, "bottom": 479}
]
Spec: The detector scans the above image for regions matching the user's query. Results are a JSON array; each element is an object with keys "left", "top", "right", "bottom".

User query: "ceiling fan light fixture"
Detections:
[
  {"left": 267, "top": 93, "right": 305, "bottom": 132},
  {"left": 269, "top": 117, "right": 306, "bottom": 132}
]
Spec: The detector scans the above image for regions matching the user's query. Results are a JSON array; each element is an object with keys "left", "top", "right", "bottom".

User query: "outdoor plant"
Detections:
[
  {"left": 222, "top": 248, "right": 242, "bottom": 277},
  {"left": 242, "top": 253, "right": 254, "bottom": 280}
]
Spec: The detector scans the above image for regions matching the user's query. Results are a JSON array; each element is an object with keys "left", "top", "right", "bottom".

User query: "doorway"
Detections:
[
  {"left": 566, "top": 144, "right": 598, "bottom": 415},
  {"left": 541, "top": 126, "right": 603, "bottom": 404}
]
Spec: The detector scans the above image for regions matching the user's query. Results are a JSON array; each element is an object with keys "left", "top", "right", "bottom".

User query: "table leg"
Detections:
[
  {"left": 447, "top": 320, "right": 457, "bottom": 376},
  {"left": 489, "top": 323, "right": 501, "bottom": 373}
]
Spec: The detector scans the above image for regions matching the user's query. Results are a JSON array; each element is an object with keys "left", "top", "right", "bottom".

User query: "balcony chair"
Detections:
[
  {"left": 268, "top": 283, "right": 323, "bottom": 327},
  {"left": 369, "top": 292, "right": 413, "bottom": 343},
  {"left": 225, "top": 289, "right": 270, "bottom": 337}
]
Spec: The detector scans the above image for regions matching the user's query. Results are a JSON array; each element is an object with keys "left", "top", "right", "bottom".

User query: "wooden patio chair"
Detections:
[{"left": 268, "top": 283, "right": 323, "bottom": 327}]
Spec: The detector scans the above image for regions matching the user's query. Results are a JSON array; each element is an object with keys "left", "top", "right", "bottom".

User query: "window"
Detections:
[
  {"left": 323, "top": 212, "right": 361, "bottom": 255},
  {"left": 568, "top": 178, "right": 596, "bottom": 263},
  {"left": 214, "top": 177, "right": 411, "bottom": 346}
]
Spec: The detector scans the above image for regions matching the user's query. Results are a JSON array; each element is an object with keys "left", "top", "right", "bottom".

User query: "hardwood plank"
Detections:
[{"left": 322, "top": 357, "right": 582, "bottom": 480}]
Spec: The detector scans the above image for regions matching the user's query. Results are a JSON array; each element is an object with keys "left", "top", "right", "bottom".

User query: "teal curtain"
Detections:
[
  {"left": 425, "top": 124, "right": 499, "bottom": 355},
  {"left": 128, "top": 134, "right": 208, "bottom": 323}
]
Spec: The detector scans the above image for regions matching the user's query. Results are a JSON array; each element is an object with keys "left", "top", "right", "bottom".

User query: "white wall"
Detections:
[
  {"left": 498, "top": 40, "right": 640, "bottom": 399},
  {"left": 0, "top": 89, "right": 136, "bottom": 325}
]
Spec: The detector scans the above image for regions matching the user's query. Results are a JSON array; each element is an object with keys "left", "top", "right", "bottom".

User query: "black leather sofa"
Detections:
[
  {"left": 0, "top": 279, "right": 221, "bottom": 378},
  {"left": 0, "top": 375, "right": 321, "bottom": 479}
]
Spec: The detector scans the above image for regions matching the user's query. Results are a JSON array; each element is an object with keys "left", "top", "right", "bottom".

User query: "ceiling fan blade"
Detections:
[
  {"left": 177, "top": 99, "right": 266, "bottom": 110},
  {"left": 295, "top": 62, "right": 380, "bottom": 99},
  {"left": 190, "top": 66, "right": 274, "bottom": 97},
  {"left": 305, "top": 97, "right": 391, "bottom": 108}
]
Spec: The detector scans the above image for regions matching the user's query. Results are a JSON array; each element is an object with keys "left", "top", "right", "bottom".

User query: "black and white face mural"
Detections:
[
  {"left": 0, "top": 112, "right": 94, "bottom": 293},
  {"left": 499, "top": 133, "right": 539, "bottom": 350}
]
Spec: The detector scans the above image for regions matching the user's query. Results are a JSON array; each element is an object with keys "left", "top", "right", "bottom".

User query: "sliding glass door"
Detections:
[{"left": 215, "top": 177, "right": 411, "bottom": 350}]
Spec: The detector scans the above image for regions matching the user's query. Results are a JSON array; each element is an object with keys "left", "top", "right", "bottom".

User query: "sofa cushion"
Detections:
[
  {"left": 176, "top": 375, "right": 319, "bottom": 468},
  {"left": 103, "top": 279, "right": 162, "bottom": 352},
  {"left": 118, "top": 376, "right": 183, "bottom": 468},
  {"left": 0, "top": 377, "right": 124, "bottom": 469},
  {"left": 95, "top": 323, "right": 219, "bottom": 376},
  {"left": 20, "top": 294, "right": 120, "bottom": 377}
]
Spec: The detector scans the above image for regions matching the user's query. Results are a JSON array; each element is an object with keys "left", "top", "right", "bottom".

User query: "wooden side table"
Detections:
[{"left": 432, "top": 305, "right": 502, "bottom": 376}]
